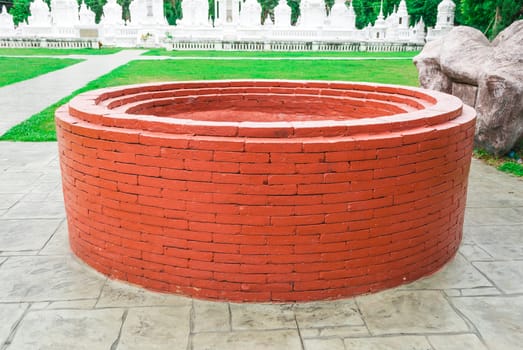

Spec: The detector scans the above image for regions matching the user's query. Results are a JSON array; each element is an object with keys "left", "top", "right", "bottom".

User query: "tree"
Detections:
[
  {"left": 9, "top": 0, "right": 32, "bottom": 25},
  {"left": 164, "top": 0, "right": 182, "bottom": 25},
  {"left": 208, "top": 0, "right": 214, "bottom": 22},
  {"left": 352, "top": 0, "right": 380, "bottom": 28},
  {"left": 84, "top": 0, "right": 106, "bottom": 23},
  {"left": 460, "top": 0, "right": 523, "bottom": 38},
  {"left": 324, "top": 0, "right": 333, "bottom": 15},
  {"left": 495, "top": 0, "right": 523, "bottom": 35},
  {"left": 118, "top": 0, "right": 131, "bottom": 22},
  {"left": 287, "top": 0, "right": 300, "bottom": 25},
  {"left": 421, "top": 0, "right": 440, "bottom": 27},
  {"left": 260, "top": 0, "right": 278, "bottom": 24}
]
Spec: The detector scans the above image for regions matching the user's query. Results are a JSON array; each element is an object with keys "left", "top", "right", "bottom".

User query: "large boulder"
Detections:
[{"left": 414, "top": 20, "right": 523, "bottom": 156}]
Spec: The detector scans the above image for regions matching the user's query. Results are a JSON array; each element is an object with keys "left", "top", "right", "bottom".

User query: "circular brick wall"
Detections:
[{"left": 56, "top": 80, "right": 476, "bottom": 302}]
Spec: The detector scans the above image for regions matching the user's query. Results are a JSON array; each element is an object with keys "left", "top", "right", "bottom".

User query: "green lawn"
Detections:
[
  {"left": 0, "top": 57, "right": 83, "bottom": 88},
  {"left": 0, "top": 58, "right": 418, "bottom": 141},
  {"left": 0, "top": 48, "right": 121, "bottom": 56},
  {"left": 91, "top": 59, "right": 419, "bottom": 86},
  {"left": 144, "top": 49, "right": 420, "bottom": 58}
]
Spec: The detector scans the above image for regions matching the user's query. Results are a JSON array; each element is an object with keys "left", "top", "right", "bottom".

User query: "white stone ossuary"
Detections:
[{"left": 0, "top": 0, "right": 456, "bottom": 50}]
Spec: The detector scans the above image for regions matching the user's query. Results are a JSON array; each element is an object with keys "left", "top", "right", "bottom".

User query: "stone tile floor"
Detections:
[{"left": 0, "top": 142, "right": 522, "bottom": 350}]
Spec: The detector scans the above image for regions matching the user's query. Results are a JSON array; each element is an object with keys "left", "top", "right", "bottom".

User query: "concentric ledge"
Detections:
[{"left": 56, "top": 80, "right": 476, "bottom": 302}]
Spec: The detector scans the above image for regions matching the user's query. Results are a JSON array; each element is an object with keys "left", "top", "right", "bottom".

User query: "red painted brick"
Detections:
[{"left": 57, "top": 80, "right": 475, "bottom": 302}]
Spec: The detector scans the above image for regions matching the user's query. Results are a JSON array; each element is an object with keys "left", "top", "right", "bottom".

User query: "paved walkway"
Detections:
[
  {"left": 0, "top": 52, "right": 522, "bottom": 350},
  {"left": 0, "top": 50, "right": 144, "bottom": 135}
]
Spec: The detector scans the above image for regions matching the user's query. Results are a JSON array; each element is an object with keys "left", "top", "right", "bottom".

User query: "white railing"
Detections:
[
  {"left": 0, "top": 37, "right": 96, "bottom": 49},
  {"left": 171, "top": 41, "right": 218, "bottom": 50},
  {"left": 0, "top": 36, "right": 422, "bottom": 52},
  {"left": 169, "top": 40, "right": 422, "bottom": 52},
  {"left": 270, "top": 42, "right": 311, "bottom": 51}
]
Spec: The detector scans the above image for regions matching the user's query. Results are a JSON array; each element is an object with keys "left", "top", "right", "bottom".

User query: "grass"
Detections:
[
  {"left": 474, "top": 148, "right": 523, "bottom": 177},
  {"left": 0, "top": 48, "right": 122, "bottom": 56},
  {"left": 0, "top": 57, "right": 82, "bottom": 88},
  {"left": 93, "top": 59, "right": 419, "bottom": 85},
  {"left": 144, "top": 49, "right": 420, "bottom": 58},
  {"left": 498, "top": 162, "right": 523, "bottom": 177},
  {"left": 0, "top": 58, "right": 418, "bottom": 141}
]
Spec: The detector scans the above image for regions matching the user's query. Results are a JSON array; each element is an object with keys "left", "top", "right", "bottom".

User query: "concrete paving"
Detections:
[
  {"left": 0, "top": 50, "right": 145, "bottom": 135},
  {"left": 0, "top": 51, "right": 522, "bottom": 349},
  {"left": 0, "top": 146, "right": 521, "bottom": 350}
]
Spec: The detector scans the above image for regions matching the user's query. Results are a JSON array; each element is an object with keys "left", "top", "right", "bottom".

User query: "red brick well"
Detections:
[{"left": 56, "top": 80, "right": 476, "bottom": 302}]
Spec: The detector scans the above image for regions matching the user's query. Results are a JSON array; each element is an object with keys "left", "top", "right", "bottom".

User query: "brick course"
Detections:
[{"left": 56, "top": 80, "right": 476, "bottom": 302}]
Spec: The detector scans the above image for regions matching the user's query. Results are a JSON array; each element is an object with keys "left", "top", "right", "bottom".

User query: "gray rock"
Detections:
[
  {"left": 414, "top": 20, "right": 523, "bottom": 156},
  {"left": 414, "top": 40, "right": 452, "bottom": 93},
  {"left": 439, "top": 26, "right": 491, "bottom": 85}
]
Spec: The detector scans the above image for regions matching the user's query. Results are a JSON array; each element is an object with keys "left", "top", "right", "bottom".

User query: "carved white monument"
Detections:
[
  {"left": 130, "top": 0, "right": 166, "bottom": 25},
  {"left": 436, "top": 0, "right": 456, "bottom": 30},
  {"left": 370, "top": 0, "right": 387, "bottom": 40},
  {"left": 273, "top": 0, "right": 292, "bottom": 28},
  {"left": 51, "top": 0, "right": 79, "bottom": 27},
  {"left": 100, "top": 0, "right": 124, "bottom": 26},
  {"left": 0, "top": 5, "right": 15, "bottom": 34},
  {"left": 239, "top": 0, "right": 262, "bottom": 27},
  {"left": 397, "top": 0, "right": 409, "bottom": 28},
  {"left": 214, "top": 0, "right": 241, "bottom": 26},
  {"left": 411, "top": 17, "right": 426, "bottom": 43},
  {"left": 179, "top": 0, "right": 211, "bottom": 27},
  {"left": 299, "top": 0, "right": 327, "bottom": 28},
  {"left": 28, "top": 0, "right": 52, "bottom": 27},
  {"left": 427, "top": 0, "right": 455, "bottom": 40},
  {"left": 2, "top": 0, "right": 456, "bottom": 49},
  {"left": 384, "top": 0, "right": 409, "bottom": 41},
  {"left": 79, "top": 2, "right": 96, "bottom": 25},
  {"left": 329, "top": 0, "right": 356, "bottom": 30}
]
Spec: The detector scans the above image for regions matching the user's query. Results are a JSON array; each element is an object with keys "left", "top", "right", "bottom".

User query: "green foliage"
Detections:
[
  {"left": 168, "top": 0, "right": 443, "bottom": 29},
  {"left": 164, "top": 0, "right": 182, "bottom": 25},
  {"left": 498, "top": 162, "right": 523, "bottom": 177},
  {"left": 208, "top": 0, "right": 214, "bottom": 21},
  {"left": 82, "top": 0, "right": 131, "bottom": 23},
  {"left": 260, "top": 0, "right": 277, "bottom": 24},
  {"left": 473, "top": 148, "right": 491, "bottom": 160},
  {"left": 460, "top": 0, "right": 523, "bottom": 38},
  {"left": 287, "top": 0, "right": 300, "bottom": 25},
  {"left": 83, "top": 0, "right": 105, "bottom": 23},
  {"left": 9, "top": 0, "right": 32, "bottom": 25},
  {"left": 421, "top": 0, "right": 440, "bottom": 27},
  {"left": 474, "top": 146, "right": 523, "bottom": 177},
  {"left": 324, "top": 0, "right": 334, "bottom": 15},
  {"left": 118, "top": 0, "right": 131, "bottom": 21}
]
